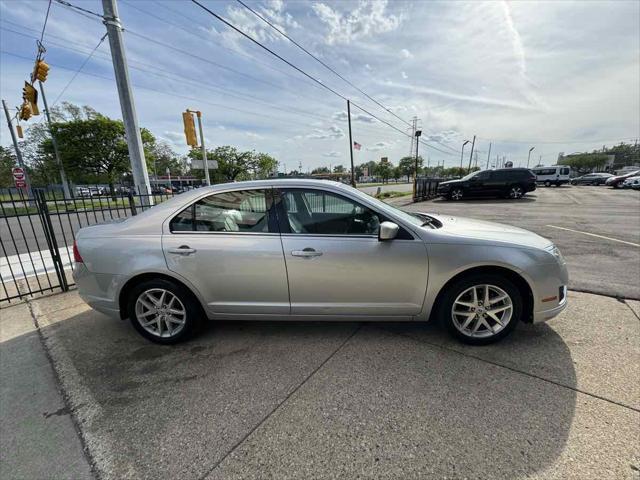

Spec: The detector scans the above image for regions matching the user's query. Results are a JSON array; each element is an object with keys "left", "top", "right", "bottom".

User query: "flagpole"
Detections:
[{"left": 347, "top": 99, "right": 356, "bottom": 187}]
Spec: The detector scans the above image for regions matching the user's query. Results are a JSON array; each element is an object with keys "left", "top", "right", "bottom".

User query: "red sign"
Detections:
[{"left": 12, "top": 167, "right": 26, "bottom": 189}]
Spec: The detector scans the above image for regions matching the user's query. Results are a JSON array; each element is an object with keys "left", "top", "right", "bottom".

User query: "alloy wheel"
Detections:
[
  {"left": 135, "top": 288, "right": 187, "bottom": 338},
  {"left": 451, "top": 284, "right": 513, "bottom": 339},
  {"left": 509, "top": 186, "right": 523, "bottom": 199},
  {"left": 451, "top": 188, "right": 463, "bottom": 200}
]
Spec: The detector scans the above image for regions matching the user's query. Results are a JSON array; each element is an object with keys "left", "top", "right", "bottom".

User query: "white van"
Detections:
[{"left": 532, "top": 166, "right": 571, "bottom": 186}]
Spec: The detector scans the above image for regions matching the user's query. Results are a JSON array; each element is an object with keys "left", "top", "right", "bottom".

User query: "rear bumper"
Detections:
[{"left": 72, "top": 263, "right": 121, "bottom": 319}]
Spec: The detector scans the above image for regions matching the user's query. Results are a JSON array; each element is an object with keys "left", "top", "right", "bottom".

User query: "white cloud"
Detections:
[
  {"left": 401, "top": 71, "right": 408, "bottom": 79},
  {"left": 162, "top": 131, "right": 184, "bottom": 143},
  {"left": 312, "top": 0, "right": 402, "bottom": 45},
  {"left": 246, "top": 132, "right": 265, "bottom": 140},
  {"left": 323, "top": 151, "right": 341, "bottom": 157},
  {"left": 307, "top": 125, "right": 345, "bottom": 139},
  {"left": 332, "top": 111, "right": 376, "bottom": 123},
  {"left": 400, "top": 48, "right": 413, "bottom": 59},
  {"left": 367, "top": 141, "right": 392, "bottom": 151}
]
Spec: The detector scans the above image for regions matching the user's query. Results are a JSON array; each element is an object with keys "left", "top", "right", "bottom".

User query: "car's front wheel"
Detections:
[
  {"left": 544, "top": 180, "right": 551, "bottom": 187},
  {"left": 439, "top": 274, "right": 522, "bottom": 345},
  {"left": 449, "top": 188, "right": 464, "bottom": 201},
  {"left": 127, "top": 278, "right": 202, "bottom": 344}
]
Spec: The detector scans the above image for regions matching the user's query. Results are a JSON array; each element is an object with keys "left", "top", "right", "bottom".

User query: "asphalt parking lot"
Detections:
[
  {"left": 402, "top": 185, "right": 640, "bottom": 300},
  {"left": 1, "top": 184, "right": 639, "bottom": 480}
]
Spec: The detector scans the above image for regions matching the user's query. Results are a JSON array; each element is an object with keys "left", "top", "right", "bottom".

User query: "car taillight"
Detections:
[{"left": 73, "top": 240, "right": 83, "bottom": 263}]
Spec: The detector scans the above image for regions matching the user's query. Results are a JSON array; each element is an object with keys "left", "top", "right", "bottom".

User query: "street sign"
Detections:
[
  {"left": 190, "top": 159, "right": 218, "bottom": 170},
  {"left": 12, "top": 167, "right": 25, "bottom": 181}
]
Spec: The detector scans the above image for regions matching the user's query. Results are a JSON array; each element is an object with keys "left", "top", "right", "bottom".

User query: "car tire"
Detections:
[
  {"left": 507, "top": 185, "right": 524, "bottom": 199},
  {"left": 127, "top": 278, "right": 203, "bottom": 344},
  {"left": 449, "top": 188, "right": 464, "bottom": 201},
  {"left": 570, "top": 181, "right": 577, "bottom": 186},
  {"left": 438, "top": 273, "right": 522, "bottom": 345},
  {"left": 544, "top": 180, "right": 551, "bottom": 187},
  {"left": 614, "top": 182, "right": 622, "bottom": 189}
]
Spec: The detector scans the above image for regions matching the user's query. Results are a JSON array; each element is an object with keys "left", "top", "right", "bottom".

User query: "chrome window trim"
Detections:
[{"left": 167, "top": 187, "right": 275, "bottom": 235}]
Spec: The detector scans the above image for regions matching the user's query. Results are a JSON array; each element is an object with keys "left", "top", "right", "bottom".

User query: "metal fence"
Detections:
[
  {"left": 413, "top": 177, "right": 442, "bottom": 202},
  {"left": 0, "top": 189, "right": 175, "bottom": 304}
]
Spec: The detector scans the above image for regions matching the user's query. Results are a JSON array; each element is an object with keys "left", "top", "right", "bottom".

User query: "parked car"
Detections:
[
  {"left": 531, "top": 166, "right": 571, "bottom": 187},
  {"left": 621, "top": 176, "right": 640, "bottom": 189},
  {"left": 75, "top": 187, "right": 91, "bottom": 197},
  {"left": 73, "top": 179, "right": 568, "bottom": 346},
  {"left": 569, "top": 173, "right": 613, "bottom": 185},
  {"left": 437, "top": 168, "right": 536, "bottom": 200},
  {"left": 605, "top": 170, "right": 640, "bottom": 188}
]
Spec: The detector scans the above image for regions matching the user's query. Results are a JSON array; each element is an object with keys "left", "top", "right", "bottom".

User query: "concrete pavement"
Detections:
[{"left": 1, "top": 289, "right": 638, "bottom": 479}]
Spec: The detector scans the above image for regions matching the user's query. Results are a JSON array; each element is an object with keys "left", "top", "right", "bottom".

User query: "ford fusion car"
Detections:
[{"left": 73, "top": 179, "right": 568, "bottom": 346}]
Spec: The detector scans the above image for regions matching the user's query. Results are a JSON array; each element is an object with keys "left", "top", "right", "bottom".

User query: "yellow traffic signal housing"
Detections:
[
  {"left": 16, "top": 125, "right": 24, "bottom": 138},
  {"left": 22, "top": 82, "right": 39, "bottom": 116},
  {"left": 33, "top": 60, "right": 50, "bottom": 82},
  {"left": 19, "top": 101, "right": 32, "bottom": 121},
  {"left": 182, "top": 111, "right": 198, "bottom": 147}
]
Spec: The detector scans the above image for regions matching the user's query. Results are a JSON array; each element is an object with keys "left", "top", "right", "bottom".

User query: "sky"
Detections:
[{"left": 1, "top": 0, "right": 639, "bottom": 173}]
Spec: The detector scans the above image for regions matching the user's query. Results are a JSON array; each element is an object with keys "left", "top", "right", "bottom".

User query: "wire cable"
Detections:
[
  {"left": 40, "top": 0, "right": 53, "bottom": 42},
  {"left": 234, "top": 0, "right": 412, "bottom": 128},
  {"left": 51, "top": 0, "right": 103, "bottom": 19}
]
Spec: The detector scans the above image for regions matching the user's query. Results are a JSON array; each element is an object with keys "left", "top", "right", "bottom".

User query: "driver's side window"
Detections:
[{"left": 280, "top": 189, "right": 380, "bottom": 236}]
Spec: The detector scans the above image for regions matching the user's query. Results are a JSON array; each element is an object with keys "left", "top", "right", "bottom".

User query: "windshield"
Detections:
[
  {"left": 459, "top": 170, "right": 481, "bottom": 181},
  {"left": 348, "top": 187, "right": 431, "bottom": 228}
]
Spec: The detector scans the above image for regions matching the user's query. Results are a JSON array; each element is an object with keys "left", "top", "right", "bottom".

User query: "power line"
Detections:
[
  {"left": 234, "top": 0, "right": 412, "bottom": 128},
  {"left": 40, "top": 0, "right": 53, "bottom": 42},
  {"left": 51, "top": 0, "right": 103, "bottom": 20},
  {"left": 190, "top": 0, "right": 456, "bottom": 157}
]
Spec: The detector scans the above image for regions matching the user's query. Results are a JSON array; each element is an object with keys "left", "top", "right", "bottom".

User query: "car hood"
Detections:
[
  {"left": 437, "top": 179, "right": 460, "bottom": 186},
  {"left": 423, "top": 213, "right": 552, "bottom": 250}
]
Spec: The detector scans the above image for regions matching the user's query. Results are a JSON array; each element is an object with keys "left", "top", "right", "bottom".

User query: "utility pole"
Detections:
[
  {"left": 38, "top": 82, "right": 71, "bottom": 198},
  {"left": 2, "top": 99, "right": 33, "bottom": 198},
  {"left": 347, "top": 100, "right": 355, "bottom": 187},
  {"left": 192, "top": 110, "right": 211, "bottom": 185},
  {"left": 467, "top": 135, "right": 476, "bottom": 173},
  {"left": 486, "top": 142, "right": 492, "bottom": 170},
  {"left": 102, "top": 0, "right": 152, "bottom": 202}
]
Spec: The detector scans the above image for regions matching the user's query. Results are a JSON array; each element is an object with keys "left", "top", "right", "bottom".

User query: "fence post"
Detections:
[
  {"left": 127, "top": 192, "right": 137, "bottom": 216},
  {"left": 36, "top": 190, "right": 69, "bottom": 292}
]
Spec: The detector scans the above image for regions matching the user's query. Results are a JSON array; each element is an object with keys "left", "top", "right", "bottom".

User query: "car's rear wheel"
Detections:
[
  {"left": 439, "top": 274, "right": 522, "bottom": 345},
  {"left": 127, "top": 278, "right": 202, "bottom": 344},
  {"left": 449, "top": 188, "right": 464, "bottom": 201},
  {"left": 544, "top": 180, "right": 551, "bottom": 187},
  {"left": 508, "top": 185, "right": 524, "bottom": 199}
]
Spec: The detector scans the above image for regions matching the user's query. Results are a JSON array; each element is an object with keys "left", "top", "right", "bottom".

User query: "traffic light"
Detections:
[
  {"left": 33, "top": 60, "right": 50, "bottom": 82},
  {"left": 182, "top": 111, "right": 198, "bottom": 147},
  {"left": 19, "top": 101, "right": 32, "bottom": 121},
  {"left": 16, "top": 125, "right": 24, "bottom": 138},
  {"left": 22, "top": 82, "right": 39, "bottom": 116}
]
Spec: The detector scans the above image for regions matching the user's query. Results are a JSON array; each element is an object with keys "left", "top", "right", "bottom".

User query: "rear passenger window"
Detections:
[{"left": 170, "top": 190, "right": 272, "bottom": 233}]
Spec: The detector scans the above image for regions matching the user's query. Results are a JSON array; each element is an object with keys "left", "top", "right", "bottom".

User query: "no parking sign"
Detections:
[{"left": 12, "top": 167, "right": 26, "bottom": 188}]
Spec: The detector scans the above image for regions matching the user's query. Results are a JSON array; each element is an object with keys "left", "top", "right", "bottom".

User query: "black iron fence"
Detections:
[
  {"left": 413, "top": 177, "right": 442, "bottom": 202},
  {"left": 0, "top": 189, "right": 175, "bottom": 304}
]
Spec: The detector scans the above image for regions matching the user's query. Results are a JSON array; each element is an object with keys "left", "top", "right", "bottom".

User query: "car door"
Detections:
[
  {"left": 162, "top": 188, "right": 290, "bottom": 315},
  {"left": 277, "top": 187, "right": 429, "bottom": 317},
  {"left": 466, "top": 170, "right": 493, "bottom": 196}
]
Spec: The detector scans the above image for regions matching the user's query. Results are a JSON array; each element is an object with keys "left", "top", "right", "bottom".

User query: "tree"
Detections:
[
  {"left": 0, "top": 146, "right": 17, "bottom": 188},
  {"left": 558, "top": 153, "right": 609, "bottom": 174},
  {"left": 377, "top": 160, "right": 392, "bottom": 183},
  {"left": 333, "top": 164, "right": 345, "bottom": 173},
  {"left": 399, "top": 156, "right": 423, "bottom": 182},
  {"left": 311, "top": 166, "right": 330, "bottom": 174},
  {"left": 254, "top": 152, "right": 278, "bottom": 179},
  {"left": 392, "top": 166, "right": 402, "bottom": 182},
  {"left": 189, "top": 146, "right": 277, "bottom": 182},
  {"left": 146, "top": 140, "right": 184, "bottom": 177}
]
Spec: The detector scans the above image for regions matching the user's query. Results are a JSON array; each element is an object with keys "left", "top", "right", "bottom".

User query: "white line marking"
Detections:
[{"left": 546, "top": 225, "right": 640, "bottom": 247}]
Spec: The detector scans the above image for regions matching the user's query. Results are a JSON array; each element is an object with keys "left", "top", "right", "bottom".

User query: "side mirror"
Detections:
[{"left": 379, "top": 221, "right": 399, "bottom": 241}]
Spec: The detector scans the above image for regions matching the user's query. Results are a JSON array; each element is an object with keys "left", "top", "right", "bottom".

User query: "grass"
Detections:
[{"left": 375, "top": 190, "right": 413, "bottom": 199}]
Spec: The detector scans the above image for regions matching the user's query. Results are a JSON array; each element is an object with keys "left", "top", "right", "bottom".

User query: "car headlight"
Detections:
[{"left": 545, "top": 244, "right": 564, "bottom": 263}]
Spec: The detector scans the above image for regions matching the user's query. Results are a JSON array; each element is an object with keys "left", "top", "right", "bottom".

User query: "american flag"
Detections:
[{"left": 353, "top": 141, "right": 362, "bottom": 150}]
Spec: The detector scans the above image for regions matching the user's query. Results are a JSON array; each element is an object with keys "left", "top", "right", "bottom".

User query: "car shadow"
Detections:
[
  {"left": 9, "top": 308, "right": 578, "bottom": 479},
  {"left": 430, "top": 195, "right": 538, "bottom": 204}
]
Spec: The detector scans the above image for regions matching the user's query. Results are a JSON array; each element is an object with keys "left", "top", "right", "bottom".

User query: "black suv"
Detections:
[{"left": 437, "top": 168, "right": 536, "bottom": 200}]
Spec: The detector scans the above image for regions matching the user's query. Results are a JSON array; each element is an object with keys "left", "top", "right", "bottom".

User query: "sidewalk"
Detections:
[{"left": 1, "top": 289, "right": 639, "bottom": 479}]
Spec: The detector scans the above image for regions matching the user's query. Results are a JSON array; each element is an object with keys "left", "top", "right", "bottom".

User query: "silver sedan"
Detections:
[{"left": 73, "top": 179, "right": 568, "bottom": 345}]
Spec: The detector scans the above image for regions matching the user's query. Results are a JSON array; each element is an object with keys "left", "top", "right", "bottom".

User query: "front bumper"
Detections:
[{"left": 532, "top": 285, "right": 568, "bottom": 323}]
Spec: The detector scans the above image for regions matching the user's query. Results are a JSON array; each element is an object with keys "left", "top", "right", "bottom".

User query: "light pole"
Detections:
[
  {"left": 460, "top": 140, "right": 470, "bottom": 169},
  {"left": 527, "top": 147, "right": 535, "bottom": 168},
  {"left": 413, "top": 130, "right": 422, "bottom": 198}
]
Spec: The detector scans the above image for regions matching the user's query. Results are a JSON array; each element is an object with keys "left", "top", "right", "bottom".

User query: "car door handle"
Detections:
[
  {"left": 291, "top": 248, "right": 323, "bottom": 258},
  {"left": 168, "top": 246, "right": 196, "bottom": 255}
]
